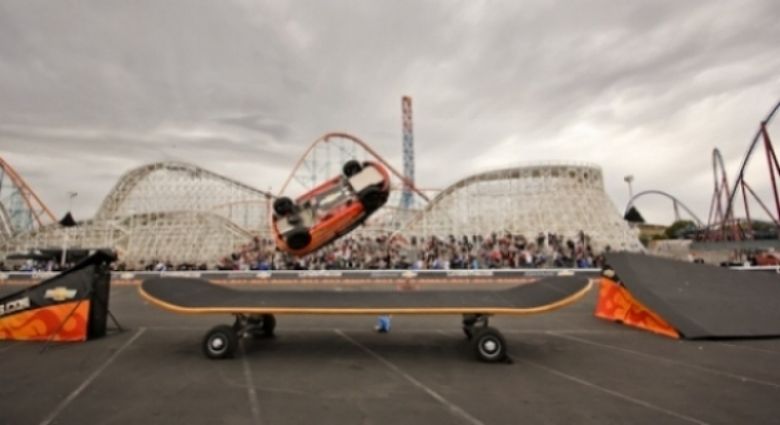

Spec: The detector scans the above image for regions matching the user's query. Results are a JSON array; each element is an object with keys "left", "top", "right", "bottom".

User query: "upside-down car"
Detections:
[{"left": 272, "top": 160, "right": 390, "bottom": 256}]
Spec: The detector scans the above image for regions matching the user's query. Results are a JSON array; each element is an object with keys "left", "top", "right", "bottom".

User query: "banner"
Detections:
[{"left": 0, "top": 251, "right": 114, "bottom": 342}]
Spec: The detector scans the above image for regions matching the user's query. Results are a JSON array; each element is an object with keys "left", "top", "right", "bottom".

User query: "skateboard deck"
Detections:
[
  {"left": 139, "top": 275, "right": 593, "bottom": 362},
  {"left": 139, "top": 275, "right": 593, "bottom": 315}
]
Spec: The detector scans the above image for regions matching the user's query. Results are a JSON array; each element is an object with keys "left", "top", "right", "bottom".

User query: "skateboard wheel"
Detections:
[
  {"left": 472, "top": 327, "right": 507, "bottom": 363},
  {"left": 261, "top": 314, "right": 276, "bottom": 336},
  {"left": 247, "top": 314, "right": 276, "bottom": 338},
  {"left": 203, "top": 325, "right": 238, "bottom": 359}
]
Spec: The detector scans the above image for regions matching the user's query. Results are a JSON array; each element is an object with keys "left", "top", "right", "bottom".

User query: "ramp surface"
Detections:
[
  {"left": 140, "top": 275, "right": 591, "bottom": 314},
  {"left": 606, "top": 252, "right": 780, "bottom": 339}
]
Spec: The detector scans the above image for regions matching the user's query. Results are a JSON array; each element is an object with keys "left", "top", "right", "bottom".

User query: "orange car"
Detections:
[
  {"left": 754, "top": 250, "right": 780, "bottom": 266},
  {"left": 272, "top": 160, "right": 390, "bottom": 256}
]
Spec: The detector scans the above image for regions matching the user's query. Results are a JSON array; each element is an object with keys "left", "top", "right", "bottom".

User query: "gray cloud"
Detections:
[{"left": 0, "top": 0, "right": 778, "bottom": 225}]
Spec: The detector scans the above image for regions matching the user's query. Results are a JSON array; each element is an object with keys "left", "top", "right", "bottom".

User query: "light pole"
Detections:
[
  {"left": 67, "top": 191, "right": 78, "bottom": 212},
  {"left": 61, "top": 192, "right": 78, "bottom": 266},
  {"left": 624, "top": 175, "right": 634, "bottom": 201}
]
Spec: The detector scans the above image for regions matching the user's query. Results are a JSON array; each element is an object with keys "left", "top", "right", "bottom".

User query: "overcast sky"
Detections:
[{"left": 1, "top": 0, "right": 778, "bottom": 225}]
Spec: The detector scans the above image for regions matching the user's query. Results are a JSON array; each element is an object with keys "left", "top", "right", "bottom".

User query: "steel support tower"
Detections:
[{"left": 401, "top": 96, "right": 415, "bottom": 209}]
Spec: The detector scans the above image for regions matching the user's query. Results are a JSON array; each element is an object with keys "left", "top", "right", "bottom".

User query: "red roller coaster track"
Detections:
[
  {"left": 0, "top": 156, "right": 57, "bottom": 232},
  {"left": 279, "top": 132, "right": 430, "bottom": 203},
  {"left": 707, "top": 100, "right": 780, "bottom": 240}
]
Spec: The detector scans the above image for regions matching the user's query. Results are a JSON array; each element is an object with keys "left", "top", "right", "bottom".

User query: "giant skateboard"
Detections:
[{"left": 140, "top": 275, "right": 593, "bottom": 362}]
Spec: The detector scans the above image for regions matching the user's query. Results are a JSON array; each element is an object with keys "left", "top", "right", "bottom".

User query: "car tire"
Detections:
[
  {"left": 286, "top": 227, "right": 312, "bottom": 250},
  {"left": 360, "top": 186, "right": 388, "bottom": 213},
  {"left": 343, "top": 160, "right": 362, "bottom": 177},
  {"left": 273, "top": 197, "right": 294, "bottom": 216}
]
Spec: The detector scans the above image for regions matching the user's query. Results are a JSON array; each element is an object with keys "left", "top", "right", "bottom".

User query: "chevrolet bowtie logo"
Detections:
[{"left": 44, "top": 287, "right": 78, "bottom": 302}]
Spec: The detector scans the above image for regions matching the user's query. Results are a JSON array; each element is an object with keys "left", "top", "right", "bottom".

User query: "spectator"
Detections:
[{"left": 118, "top": 231, "right": 604, "bottom": 271}]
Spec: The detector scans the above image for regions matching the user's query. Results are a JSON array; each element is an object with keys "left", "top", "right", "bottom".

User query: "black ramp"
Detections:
[
  {"left": 607, "top": 252, "right": 780, "bottom": 339},
  {"left": 141, "top": 276, "right": 589, "bottom": 310}
]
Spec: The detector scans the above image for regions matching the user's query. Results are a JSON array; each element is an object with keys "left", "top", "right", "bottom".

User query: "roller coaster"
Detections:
[
  {"left": 708, "top": 101, "right": 780, "bottom": 240},
  {"left": 625, "top": 100, "right": 780, "bottom": 242},
  {"left": 2, "top": 100, "right": 779, "bottom": 264},
  {"left": 0, "top": 156, "right": 57, "bottom": 239}
]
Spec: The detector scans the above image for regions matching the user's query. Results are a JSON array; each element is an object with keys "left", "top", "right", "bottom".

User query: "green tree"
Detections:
[
  {"left": 749, "top": 220, "right": 778, "bottom": 239},
  {"left": 664, "top": 220, "right": 696, "bottom": 239}
]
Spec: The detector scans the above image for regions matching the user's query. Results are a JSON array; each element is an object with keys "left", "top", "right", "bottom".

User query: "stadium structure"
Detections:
[{"left": 0, "top": 134, "right": 641, "bottom": 266}]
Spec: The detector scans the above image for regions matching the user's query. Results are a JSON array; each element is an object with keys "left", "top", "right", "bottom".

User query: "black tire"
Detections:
[
  {"left": 247, "top": 314, "right": 276, "bottom": 338},
  {"left": 203, "top": 325, "right": 239, "bottom": 359},
  {"left": 285, "top": 227, "right": 312, "bottom": 250},
  {"left": 359, "top": 186, "right": 388, "bottom": 213},
  {"left": 472, "top": 327, "right": 507, "bottom": 363},
  {"left": 343, "top": 160, "right": 362, "bottom": 177},
  {"left": 273, "top": 197, "right": 294, "bottom": 216},
  {"left": 261, "top": 314, "right": 276, "bottom": 336}
]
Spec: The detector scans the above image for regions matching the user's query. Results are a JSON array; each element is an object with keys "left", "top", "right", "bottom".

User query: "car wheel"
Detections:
[
  {"left": 286, "top": 227, "right": 312, "bottom": 250},
  {"left": 343, "top": 160, "right": 362, "bottom": 177},
  {"left": 360, "top": 186, "right": 388, "bottom": 213},
  {"left": 273, "top": 197, "right": 294, "bottom": 216}
]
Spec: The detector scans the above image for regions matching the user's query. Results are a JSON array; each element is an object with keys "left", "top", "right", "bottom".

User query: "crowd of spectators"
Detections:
[
  {"left": 2, "top": 231, "right": 605, "bottom": 272},
  {"left": 0, "top": 259, "right": 73, "bottom": 272},
  {"left": 13, "top": 232, "right": 780, "bottom": 273},
  {"left": 212, "top": 231, "right": 606, "bottom": 271}
]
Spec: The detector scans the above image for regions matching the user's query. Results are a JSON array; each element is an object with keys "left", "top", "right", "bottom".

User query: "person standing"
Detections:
[{"left": 374, "top": 315, "right": 391, "bottom": 333}]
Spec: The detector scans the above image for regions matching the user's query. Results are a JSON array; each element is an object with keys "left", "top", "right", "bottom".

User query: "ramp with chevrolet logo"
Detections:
[
  {"left": 0, "top": 251, "right": 115, "bottom": 342},
  {"left": 596, "top": 252, "right": 780, "bottom": 339}
]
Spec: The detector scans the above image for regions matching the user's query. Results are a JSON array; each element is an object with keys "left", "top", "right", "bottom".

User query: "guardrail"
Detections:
[
  {"left": 3, "top": 265, "right": 778, "bottom": 283},
  {"left": 728, "top": 265, "right": 780, "bottom": 273}
]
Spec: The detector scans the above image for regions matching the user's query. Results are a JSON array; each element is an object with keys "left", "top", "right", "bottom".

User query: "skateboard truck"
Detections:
[{"left": 462, "top": 314, "right": 508, "bottom": 363}]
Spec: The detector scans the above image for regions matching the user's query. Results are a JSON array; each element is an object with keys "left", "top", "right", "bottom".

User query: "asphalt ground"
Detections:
[{"left": 1, "top": 283, "right": 779, "bottom": 425}]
